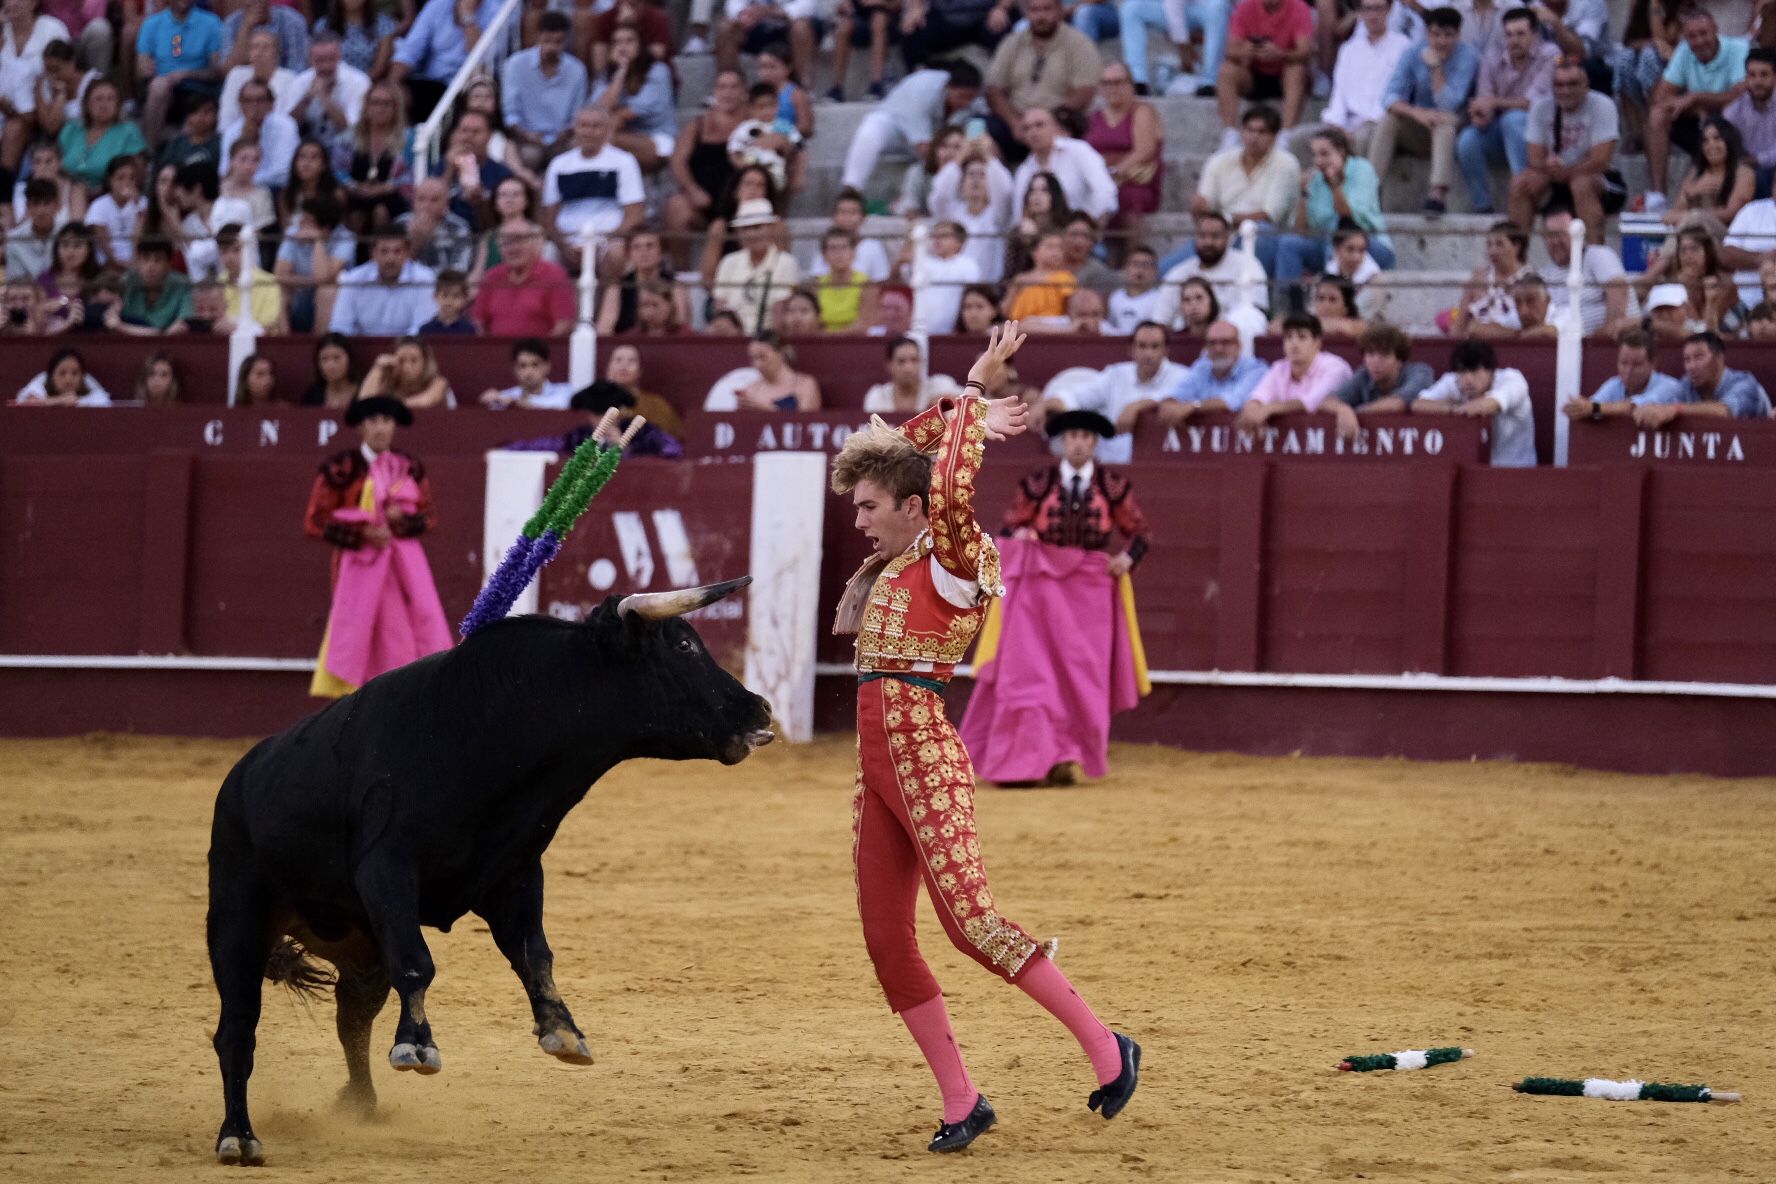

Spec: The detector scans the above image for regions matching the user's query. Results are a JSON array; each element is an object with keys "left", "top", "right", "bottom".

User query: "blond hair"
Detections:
[{"left": 830, "top": 415, "right": 931, "bottom": 507}]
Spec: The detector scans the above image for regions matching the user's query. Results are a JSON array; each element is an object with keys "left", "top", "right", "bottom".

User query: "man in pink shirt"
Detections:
[
  {"left": 1237, "top": 311, "right": 1357, "bottom": 436},
  {"left": 470, "top": 220, "right": 576, "bottom": 337},
  {"left": 1216, "top": 0, "right": 1314, "bottom": 146}
]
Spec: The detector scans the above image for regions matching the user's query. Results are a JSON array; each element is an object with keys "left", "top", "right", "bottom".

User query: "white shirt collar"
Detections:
[
  {"left": 360, "top": 442, "right": 381, "bottom": 464},
  {"left": 1059, "top": 458, "right": 1094, "bottom": 487}
]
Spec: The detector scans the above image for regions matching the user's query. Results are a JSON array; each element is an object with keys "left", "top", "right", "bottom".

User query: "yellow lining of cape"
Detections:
[{"left": 309, "top": 473, "right": 377, "bottom": 699}]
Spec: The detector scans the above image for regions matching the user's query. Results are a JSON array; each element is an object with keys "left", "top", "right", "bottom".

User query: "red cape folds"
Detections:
[{"left": 959, "top": 537, "right": 1149, "bottom": 782}]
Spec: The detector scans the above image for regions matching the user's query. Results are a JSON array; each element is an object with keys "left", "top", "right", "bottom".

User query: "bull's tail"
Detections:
[{"left": 264, "top": 938, "right": 337, "bottom": 999}]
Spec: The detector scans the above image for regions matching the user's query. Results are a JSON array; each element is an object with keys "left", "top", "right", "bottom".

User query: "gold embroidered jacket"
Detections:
[{"left": 843, "top": 397, "right": 1005, "bottom": 678}]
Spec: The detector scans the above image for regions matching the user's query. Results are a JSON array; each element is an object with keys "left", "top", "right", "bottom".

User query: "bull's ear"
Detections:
[{"left": 616, "top": 576, "right": 751, "bottom": 622}]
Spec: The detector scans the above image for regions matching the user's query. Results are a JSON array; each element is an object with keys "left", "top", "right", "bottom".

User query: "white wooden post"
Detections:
[
  {"left": 226, "top": 225, "right": 260, "bottom": 407},
  {"left": 569, "top": 234, "right": 600, "bottom": 389},
  {"left": 908, "top": 221, "right": 930, "bottom": 383},
  {"left": 1554, "top": 216, "right": 1586, "bottom": 466}
]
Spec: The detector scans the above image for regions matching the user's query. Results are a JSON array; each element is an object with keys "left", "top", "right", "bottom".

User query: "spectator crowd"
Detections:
[{"left": 3, "top": 0, "right": 1776, "bottom": 434}]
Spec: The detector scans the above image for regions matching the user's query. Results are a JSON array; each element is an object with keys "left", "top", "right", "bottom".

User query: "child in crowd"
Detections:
[
  {"left": 813, "top": 227, "right": 877, "bottom": 332},
  {"left": 911, "top": 219, "right": 981, "bottom": 340},
  {"left": 13, "top": 142, "right": 83, "bottom": 227},
  {"left": 216, "top": 223, "right": 285, "bottom": 334},
  {"left": 419, "top": 269, "right": 477, "bottom": 335},
  {"left": 86, "top": 157, "right": 146, "bottom": 268},
  {"left": 115, "top": 238, "right": 194, "bottom": 333},
  {"left": 8, "top": 180, "right": 63, "bottom": 280},
  {"left": 728, "top": 81, "right": 802, "bottom": 191},
  {"left": 754, "top": 43, "right": 812, "bottom": 190},
  {"left": 1414, "top": 339, "right": 1536, "bottom": 467},
  {"left": 809, "top": 187, "right": 891, "bottom": 281},
  {"left": 1107, "top": 244, "right": 1160, "bottom": 334},
  {"left": 477, "top": 337, "right": 576, "bottom": 409},
  {"left": 213, "top": 142, "right": 276, "bottom": 236},
  {"left": 1004, "top": 231, "right": 1077, "bottom": 323}
]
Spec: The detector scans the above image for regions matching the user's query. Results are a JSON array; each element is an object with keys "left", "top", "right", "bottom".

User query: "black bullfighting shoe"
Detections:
[
  {"left": 1088, "top": 1033, "right": 1142, "bottom": 1120},
  {"left": 928, "top": 1094, "right": 996, "bottom": 1153}
]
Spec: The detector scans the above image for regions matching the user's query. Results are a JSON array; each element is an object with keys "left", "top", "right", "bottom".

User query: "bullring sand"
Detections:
[{"left": 2, "top": 735, "right": 1772, "bottom": 1181}]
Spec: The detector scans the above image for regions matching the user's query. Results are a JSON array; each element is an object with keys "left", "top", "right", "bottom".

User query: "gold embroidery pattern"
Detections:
[
  {"left": 854, "top": 541, "right": 988, "bottom": 672},
  {"left": 879, "top": 683, "right": 1037, "bottom": 977}
]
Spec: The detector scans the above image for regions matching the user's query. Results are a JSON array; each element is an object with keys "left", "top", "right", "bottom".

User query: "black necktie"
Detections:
[{"left": 1070, "top": 475, "right": 1084, "bottom": 507}]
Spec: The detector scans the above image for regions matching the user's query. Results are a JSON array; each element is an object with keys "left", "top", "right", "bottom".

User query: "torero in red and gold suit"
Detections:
[{"left": 829, "top": 325, "right": 1140, "bottom": 1154}]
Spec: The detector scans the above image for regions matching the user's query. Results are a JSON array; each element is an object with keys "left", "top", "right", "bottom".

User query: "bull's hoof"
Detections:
[
  {"left": 539, "top": 1030, "right": 594, "bottom": 1065},
  {"left": 216, "top": 1135, "right": 264, "bottom": 1166},
  {"left": 390, "top": 1042, "right": 443, "bottom": 1074}
]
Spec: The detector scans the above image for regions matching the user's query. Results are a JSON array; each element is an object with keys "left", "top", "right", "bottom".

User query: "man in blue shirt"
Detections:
[
  {"left": 136, "top": 0, "right": 224, "bottom": 143},
  {"left": 392, "top": 0, "right": 507, "bottom": 119},
  {"left": 1366, "top": 6, "right": 1478, "bottom": 217},
  {"left": 1564, "top": 330, "right": 1683, "bottom": 421},
  {"left": 330, "top": 227, "right": 440, "bottom": 336},
  {"left": 221, "top": 0, "right": 310, "bottom": 71},
  {"left": 1630, "top": 330, "right": 1773, "bottom": 426},
  {"left": 500, "top": 11, "right": 587, "bottom": 169},
  {"left": 1644, "top": 8, "right": 1751, "bottom": 214},
  {"left": 1158, "top": 320, "right": 1269, "bottom": 423}
]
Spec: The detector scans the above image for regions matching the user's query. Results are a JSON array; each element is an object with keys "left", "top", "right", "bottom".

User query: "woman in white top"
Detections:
[
  {"left": 929, "top": 148, "right": 1014, "bottom": 283},
  {"left": 15, "top": 347, "right": 112, "bottom": 406},
  {"left": 861, "top": 335, "right": 961, "bottom": 413}
]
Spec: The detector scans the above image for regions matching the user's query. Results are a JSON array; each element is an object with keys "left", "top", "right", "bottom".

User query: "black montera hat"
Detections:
[
  {"left": 344, "top": 395, "right": 414, "bottom": 426},
  {"left": 1044, "top": 409, "right": 1115, "bottom": 439}
]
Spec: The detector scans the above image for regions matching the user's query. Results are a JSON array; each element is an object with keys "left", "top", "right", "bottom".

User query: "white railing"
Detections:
[
  {"left": 569, "top": 234, "right": 600, "bottom": 388},
  {"left": 411, "top": 0, "right": 527, "bottom": 182},
  {"left": 226, "top": 225, "right": 261, "bottom": 407},
  {"left": 1553, "top": 216, "right": 1586, "bottom": 467}
]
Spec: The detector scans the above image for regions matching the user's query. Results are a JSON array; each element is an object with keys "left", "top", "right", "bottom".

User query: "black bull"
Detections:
[{"left": 205, "top": 579, "right": 773, "bottom": 1166}]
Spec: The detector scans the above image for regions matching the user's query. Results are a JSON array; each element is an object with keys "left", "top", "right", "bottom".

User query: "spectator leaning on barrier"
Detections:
[
  {"left": 1157, "top": 318, "right": 1269, "bottom": 425},
  {"left": 478, "top": 338, "right": 577, "bottom": 410},
  {"left": 216, "top": 222, "right": 284, "bottom": 333},
  {"left": 862, "top": 335, "right": 963, "bottom": 413},
  {"left": 1413, "top": 338, "right": 1535, "bottom": 466},
  {"left": 358, "top": 335, "right": 453, "bottom": 410},
  {"left": 1299, "top": 0, "right": 1412, "bottom": 157},
  {"left": 1216, "top": 0, "right": 1314, "bottom": 146},
  {"left": 1564, "top": 327, "right": 1683, "bottom": 420},
  {"left": 1644, "top": 7, "right": 1750, "bottom": 215},
  {"left": 1456, "top": 5, "right": 1558, "bottom": 217},
  {"left": 1539, "top": 206, "right": 1636, "bottom": 337},
  {"left": 983, "top": 0, "right": 1100, "bottom": 163},
  {"left": 330, "top": 226, "right": 438, "bottom": 336},
  {"left": 1237, "top": 311, "right": 1357, "bottom": 438},
  {"left": 1332, "top": 322, "right": 1435, "bottom": 412},
  {"left": 14, "top": 346, "right": 111, "bottom": 405},
  {"left": 1044, "top": 321, "right": 1189, "bottom": 462},
  {"left": 1632, "top": 330, "right": 1774, "bottom": 425},
  {"left": 1369, "top": 5, "right": 1478, "bottom": 217},
  {"left": 116, "top": 236, "right": 193, "bottom": 333},
  {"left": 1511, "top": 55, "right": 1622, "bottom": 240},
  {"left": 1724, "top": 47, "right": 1776, "bottom": 197},
  {"left": 275, "top": 193, "right": 353, "bottom": 333}
]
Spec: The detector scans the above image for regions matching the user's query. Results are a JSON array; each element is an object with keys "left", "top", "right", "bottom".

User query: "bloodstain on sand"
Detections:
[{"left": 2, "top": 734, "right": 1773, "bottom": 1181}]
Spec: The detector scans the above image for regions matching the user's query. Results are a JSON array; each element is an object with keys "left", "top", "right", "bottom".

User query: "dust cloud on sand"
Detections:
[{"left": 2, "top": 735, "right": 1772, "bottom": 1182}]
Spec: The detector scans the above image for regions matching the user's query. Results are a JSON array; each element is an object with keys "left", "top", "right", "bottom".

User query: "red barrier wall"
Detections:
[{"left": 7, "top": 407, "right": 1776, "bottom": 773}]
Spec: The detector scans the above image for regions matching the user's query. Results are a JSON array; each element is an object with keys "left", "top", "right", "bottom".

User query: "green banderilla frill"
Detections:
[
  {"left": 1338, "top": 1047, "right": 1472, "bottom": 1073},
  {"left": 1513, "top": 1077, "right": 1738, "bottom": 1103}
]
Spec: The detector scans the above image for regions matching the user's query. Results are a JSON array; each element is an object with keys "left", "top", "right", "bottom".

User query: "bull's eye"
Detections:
[{"left": 676, "top": 637, "right": 697, "bottom": 654}]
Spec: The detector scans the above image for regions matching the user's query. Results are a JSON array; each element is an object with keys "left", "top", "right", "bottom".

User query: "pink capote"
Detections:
[
  {"left": 959, "top": 537, "right": 1143, "bottom": 782},
  {"left": 323, "top": 450, "right": 452, "bottom": 688}
]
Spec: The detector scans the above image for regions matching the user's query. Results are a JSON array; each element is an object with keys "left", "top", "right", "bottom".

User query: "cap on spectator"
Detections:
[
  {"left": 1646, "top": 284, "right": 1689, "bottom": 311},
  {"left": 1045, "top": 409, "right": 1116, "bottom": 438},
  {"left": 345, "top": 395, "right": 414, "bottom": 426},
  {"left": 731, "top": 198, "right": 780, "bottom": 229}
]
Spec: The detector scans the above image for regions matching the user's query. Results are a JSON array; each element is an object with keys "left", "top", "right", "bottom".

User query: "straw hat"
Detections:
[{"left": 730, "top": 198, "right": 780, "bottom": 229}]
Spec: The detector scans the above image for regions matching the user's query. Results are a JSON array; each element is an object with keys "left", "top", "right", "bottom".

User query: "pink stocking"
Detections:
[
  {"left": 1015, "top": 954, "right": 1122, "bottom": 1085},
  {"left": 899, "top": 994, "right": 978, "bottom": 1122}
]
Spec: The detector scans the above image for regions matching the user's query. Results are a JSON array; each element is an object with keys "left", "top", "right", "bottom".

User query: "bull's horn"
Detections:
[{"left": 617, "top": 576, "right": 752, "bottom": 621}]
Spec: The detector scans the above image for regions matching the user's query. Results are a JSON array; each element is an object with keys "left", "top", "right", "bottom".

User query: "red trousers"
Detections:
[{"left": 853, "top": 677, "right": 1044, "bottom": 1012}]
